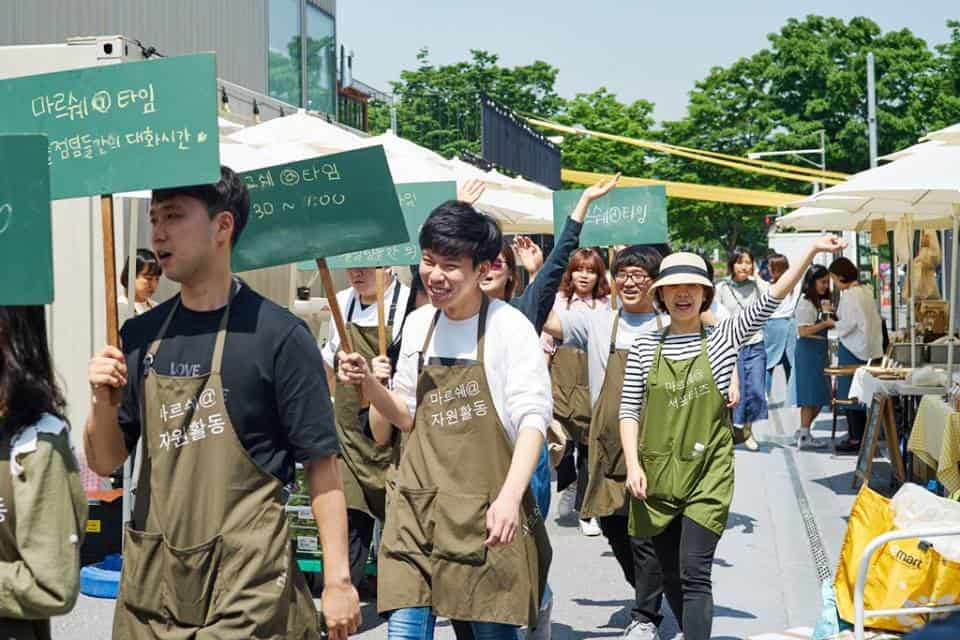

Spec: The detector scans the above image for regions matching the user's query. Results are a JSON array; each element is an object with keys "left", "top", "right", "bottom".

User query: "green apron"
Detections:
[
  {"left": 377, "top": 298, "right": 551, "bottom": 628},
  {"left": 113, "top": 290, "right": 319, "bottom": 639},
  {"left": 628, "top": 329, "right": 734, "bottom": 538},
  {"left": 334, "top": 286, "right": 402, "bottom": 521},
  {"left": 549, "top": 345, "right": 591, "bottom": 444}
]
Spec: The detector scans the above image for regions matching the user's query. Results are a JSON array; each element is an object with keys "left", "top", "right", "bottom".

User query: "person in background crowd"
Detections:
[
  {"left": 715, "top": 247, "right": 768, "bottom": 451},
  {"left": 543, "top": 249, "right": 611, "bottom": 536},
  {"left": 543, "top": 245, "right": 668, "bottom": 640},
  {"left": 763, "top": 254, "right": 798, "bottom": 397},
  {"left": 0, "top": 306, "right": 88, "bottom": 639},
  {"left": 340, "top": 199, "right": 552, "bottom": 640},
  {"left": 321, "top": 265, "right": 411, "bottom": 592},
  {"left": 85, "top": 166, "right": 358, "bottom": 639},
  {"left": 118, "top": 248, "right": 162, "bottom": 316},
  {"left": 793, "top": 265, "right": 833, "bottom": 449},
  {"left": 829, "top": 257, "right": 884, "bottom": 454},
  {"left": 620, "top": 236, "right": 845, "bottom": 640}
]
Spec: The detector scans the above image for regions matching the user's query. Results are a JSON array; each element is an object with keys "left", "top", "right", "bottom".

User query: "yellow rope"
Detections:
[
  {"left": 528, "top": 117, "right": 846, "bottom": 186},
  {"left": 562, "top": 169, "right": 801, "bottom": 208}
]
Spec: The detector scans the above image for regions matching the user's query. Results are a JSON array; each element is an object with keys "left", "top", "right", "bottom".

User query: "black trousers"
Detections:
[
  {"left": 598, "top": 514, "right": 664, "bottom": 625},
  {"left": 347, "top": 509, "right": 375, "bottom": 589},
  {"left": 634, "top": 515, "right": 721, "bottom": 640},
  {"left": 556, "top": 441, "right": 590, "bottom": 512}
]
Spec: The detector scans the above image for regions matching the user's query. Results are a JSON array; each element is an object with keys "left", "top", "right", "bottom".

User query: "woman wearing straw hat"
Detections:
[{"left": 618, "top": 236, "right": 844, "bottom": 640}]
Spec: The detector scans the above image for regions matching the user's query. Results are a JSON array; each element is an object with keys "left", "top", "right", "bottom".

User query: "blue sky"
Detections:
[{"left": 338, "top": 1, "right": 957, "bottom": 122}]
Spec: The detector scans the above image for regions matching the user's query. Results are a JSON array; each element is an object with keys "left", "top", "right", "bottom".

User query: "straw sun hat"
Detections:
[{"left": 649, "top": 252, "right": 714, "bottom": 293}]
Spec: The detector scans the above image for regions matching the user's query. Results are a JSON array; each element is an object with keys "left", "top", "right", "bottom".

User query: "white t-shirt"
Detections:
[
  {"left": 795, "top": 297, "right": 820, "bottom": 326},
  {"left": 392, "top": 299, "right": 552, "bottom": 443},
  {"left": 836, "top": 284, "right": 883, "bottom": 361},
  {"left": 321, "top": 279, "right": 411, "bottom": 368},
  {"left": 770, "top": 286, "right": 801, "bottom": 320}
]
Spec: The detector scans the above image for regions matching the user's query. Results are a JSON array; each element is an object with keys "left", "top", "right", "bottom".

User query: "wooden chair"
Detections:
[{"left": 825, "top": 365, "right": 860, "bottom": 440}]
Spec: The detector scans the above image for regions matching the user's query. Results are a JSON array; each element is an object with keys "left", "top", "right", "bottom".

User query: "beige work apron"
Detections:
[
  {"left": 377, "top": 298, "right": 551, "bottom": 628},
  {"left": 112, "top": 292, "right": 319, "bottom": 639},
  {"left": 334, "top": 287, "right": 402, "bottom": 521}
]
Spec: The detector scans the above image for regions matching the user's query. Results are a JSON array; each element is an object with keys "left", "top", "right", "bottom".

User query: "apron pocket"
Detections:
[
  {"left": 162, "top": 534, "right": 224, "bottom": 627},
  {"left": 118, "top": 526, "right": 165, "bottom": 616},
  {"left": 641, "top": 451, "right": 677, "bottom": 501},
  {"left": 433, "top": 491, "right": 488, "bottom": 566},
  {"left": 597, "top": 422, "right": 626, "bottom": 479},
  {"left": 381, "top": 487, "right": 437, "bottom": 559}
]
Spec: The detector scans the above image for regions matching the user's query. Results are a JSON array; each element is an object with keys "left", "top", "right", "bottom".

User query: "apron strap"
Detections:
[
  {"left": 476, "top": 296, "right": 490, "bottom": 364},
  {"left": 346, "top": 292, "right": 357, "bottom": 323},
  {"left": 387, "top": 279, "right": 402, "bottom": 326},
  {"left": 210, "top": 299, "right": 233, "bottom": 375},
  {"left": 609, "top": 310, "right": 622, "bottom": 355},
  {"left": 418, "top": 309, "right": 442, "bottom": 372}
]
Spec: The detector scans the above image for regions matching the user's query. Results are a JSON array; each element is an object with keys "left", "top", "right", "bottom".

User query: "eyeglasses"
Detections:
[
  {"left": 615, "top": 270, "right": 652, "bottom": 285},
  {"left": 490, "top": 258, "right": 506, "bottom": 272}
]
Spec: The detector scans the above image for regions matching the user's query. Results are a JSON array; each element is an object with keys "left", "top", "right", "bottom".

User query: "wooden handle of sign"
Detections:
[
  {"left": 376, "top": 267, "right": 387, "bottom": 358},
  {"left": 316, "top": 258, "right": 352, "bottom": 354},
  {"left": 609, "top": 247, "right": 618, "bottom": 310},
  {"left": 101, "top": 195, "right": 120, "bottom": 347}
]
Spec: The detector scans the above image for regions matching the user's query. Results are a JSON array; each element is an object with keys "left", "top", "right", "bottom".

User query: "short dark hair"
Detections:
[
  {"left": 0, "top": 306, "right": 66, "bottom": 436},
  {"left": 727, "top": 246, "right": 756, "bottom": 274},
  {"left": 419, "top": 200, "right": 502, "bottom": 266},
  {"left": 612, "top": 245, "right": 663, "bottom": 278},
  {"left": 828, "top": 257, "right": 859, "bottom": 284},
  {"left": 767, "top": 253, "right": 789, "bottom": 283},
  {"left": 151, "top": 165, "right": 249, "bottom": 246},
  {"left": 120, "top": 248, "right": 163, "bottom": 289}
]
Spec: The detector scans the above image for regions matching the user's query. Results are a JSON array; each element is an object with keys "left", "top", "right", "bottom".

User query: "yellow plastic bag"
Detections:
[{"left": 835, "top": 486, "right": 960, "bottom": 633}]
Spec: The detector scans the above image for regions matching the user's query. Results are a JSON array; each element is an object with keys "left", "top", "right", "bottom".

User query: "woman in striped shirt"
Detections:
[{"left": 617, "top": 236, "right": 844, "bottom": 640}]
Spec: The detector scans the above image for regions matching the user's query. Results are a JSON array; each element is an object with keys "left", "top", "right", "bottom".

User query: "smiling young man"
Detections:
[
  {"left": 84, "top": 166, "right": 359, "bottom": 639},
  {"left": 321, "top": 266, "right": 411, "bottom": 591},
  {"left": 338, "top": 200, "right": 552, "bottom": 640}
]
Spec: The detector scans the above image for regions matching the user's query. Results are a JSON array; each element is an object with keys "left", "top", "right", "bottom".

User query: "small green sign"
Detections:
[
  {"left": 0, "top": 135, "right": 53, "bottom": 304},
  {"left": 299, "top": 180, "right": 457, "bottom": 270},
  {"left": 0, "top": 53, "right": 220, "bottom": 199},
  {"left": 553, "top": 185, "right": 668, "bottom": 247},
  {"left": 232, "top": 146, "right": 409, "bottom": 272}
]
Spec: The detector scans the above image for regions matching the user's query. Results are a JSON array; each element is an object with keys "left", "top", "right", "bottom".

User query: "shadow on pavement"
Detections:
[
  {"left": 725, "top": 511, "right": 756, "bottom": 534},
  {"left": 714, "top": 604, "right": 757, "bottom": 619},
  {"left": 813, "top": 461, "right": 894, "bottom": 497}
]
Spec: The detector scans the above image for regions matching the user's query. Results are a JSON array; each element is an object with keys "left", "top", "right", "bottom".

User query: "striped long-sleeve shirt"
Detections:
[{"left": 618, "top": 291, "right": 783, "bottom": 422}]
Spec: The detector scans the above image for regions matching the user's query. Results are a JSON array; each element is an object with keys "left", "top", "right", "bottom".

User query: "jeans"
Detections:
[
  {"left": 598, "top": 514, "right": 664, "bottom": 625},
  {"left": 634, "top": 515, "right": 721, "bottom": 640},
  {"left": 347, "top": 509, "right": 375, "bottom": 589},
  {"left": 389, "top": 607, "right": 520, "bottom": 640}
]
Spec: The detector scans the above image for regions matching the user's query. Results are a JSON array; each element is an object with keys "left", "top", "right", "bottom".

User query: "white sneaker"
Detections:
[
  {"left": 579, "top": 517, "right": 602, "bottom": 537},
  {"left": 797, "top": 432, "right": 829, "bottom": 450},
  {"left": 622, "top": 619, "right": 661, "bottom": 640},
  {"left": 743, "top": 434, "right": 759, "bottom": 451},
  {"left": 556, "top": 485, "right": 576, "bottom": 520}
]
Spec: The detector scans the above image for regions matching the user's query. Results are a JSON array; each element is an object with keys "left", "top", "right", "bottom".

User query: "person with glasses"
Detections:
[{"left": 542, "top": 245, "right": 668, "bottom": 639}]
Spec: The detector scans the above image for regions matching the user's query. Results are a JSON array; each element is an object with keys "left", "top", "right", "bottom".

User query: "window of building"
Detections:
[
  {"left": 268, "top": 0, "right": 303, "bottom": 107},
  {"left": 306, "top": 4, "right": 336, "bottom": 116}
]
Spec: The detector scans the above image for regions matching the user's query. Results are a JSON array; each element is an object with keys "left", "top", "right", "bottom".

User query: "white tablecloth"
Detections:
[{"left": 848, "top": 369, "right": 952, "bottom": 403}]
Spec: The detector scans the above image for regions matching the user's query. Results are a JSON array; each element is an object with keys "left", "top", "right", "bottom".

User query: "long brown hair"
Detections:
[
  {"left": 767, "top": 253, "right": 789, "bottom": 284},
  {"left": 559, "top": 248, "right": 610, "bottom": 307},
  {"left": 499, "top": 241, "right": 524, "bottom": 301}
]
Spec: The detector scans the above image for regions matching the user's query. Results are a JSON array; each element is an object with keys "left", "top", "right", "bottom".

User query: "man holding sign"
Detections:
[{"left": 84, "top": 167, "right": 359, "bottom": 639}]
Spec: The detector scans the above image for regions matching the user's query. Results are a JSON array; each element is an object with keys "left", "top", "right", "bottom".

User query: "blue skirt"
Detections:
[
  {"left": 835, "top": 342, "right": 866, "bottom": 402},
  {"left": 764, "top": 317, "right": 797, "bottom": 371},
  {"left": 733, "top": 341, "right": 769, "bottom": 424},
  {"left": 793, "top": 335, "right": 831, "bottom": 408}
]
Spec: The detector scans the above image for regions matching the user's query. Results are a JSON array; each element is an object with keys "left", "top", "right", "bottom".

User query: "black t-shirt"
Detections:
[{"left": 118, "top": 281, "right": 339, "bottom": 485}]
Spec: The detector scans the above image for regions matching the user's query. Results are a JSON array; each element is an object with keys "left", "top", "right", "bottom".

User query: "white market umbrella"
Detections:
[
  {"left": 777, "top": 206, "right": 863, "bottom": 231},
  {"left": 218, "top": 116, "right": 244, "bottom": 136},
  {"left": 792, "top": 144, "right": 960, "bottom": 372},
  {"left": 922, "top": 123, "right": 960, "bottom": 144},
  {"left": 226, "top": 109, "right": 362, "bottom": 154}
]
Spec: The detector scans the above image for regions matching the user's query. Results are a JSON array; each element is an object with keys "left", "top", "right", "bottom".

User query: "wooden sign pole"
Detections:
[
  {"left": 609, "top": 246, "right": 618, "bottom": 310},
  {"left": 101, "top": 195, "right": 120, "bottom": 346},
  {"left": 884, "top": 399, "right": 906, "bottom": 484},
  {"left": 316, "top": 257, "right": 352, "bottom": 354},
  {"left": 376, "top": 267, "right": 387, "bottom": 358}
]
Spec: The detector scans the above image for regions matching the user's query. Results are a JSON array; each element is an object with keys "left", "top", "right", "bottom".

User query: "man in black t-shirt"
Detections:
[{"left": 85, "top": 166, "right": 360, "bottom": 639}]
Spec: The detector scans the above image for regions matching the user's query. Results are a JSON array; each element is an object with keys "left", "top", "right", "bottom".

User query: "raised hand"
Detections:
[
  {"left": 582, "top": 172, "right": 621, "bottom": 203},
  {"left": 513, "top": 236, "right": 544, "bottom": 276},
  {"left": 457, "top": 178, "right": 486, "bottom": 205}
]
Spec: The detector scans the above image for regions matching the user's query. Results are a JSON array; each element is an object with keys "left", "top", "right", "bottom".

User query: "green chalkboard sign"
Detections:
[
  {"left": 0, "top": 135, "right": 53, "bottom": 304},
  {"left": 298, "top": 181, "right": 457, "bottom": 270},
  {"left": 232, "top": 146, "right": 408, "bottom": 272},
  {"left": 553, "top": 185, "right": 668, "bottom": 247},
  {"left": 0, "top": 53, "right": 220, "bottom": 199}
]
